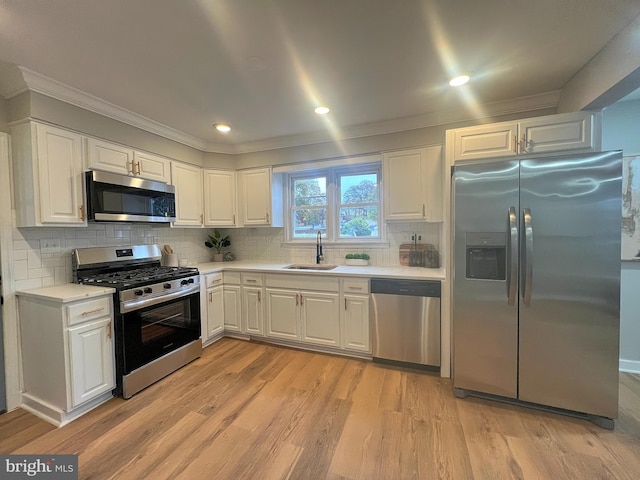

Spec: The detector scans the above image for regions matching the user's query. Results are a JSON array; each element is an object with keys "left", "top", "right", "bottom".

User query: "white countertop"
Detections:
[
  {"left": 16, "top": 284, "right": 116, "bottom": 303},
  {"left": 194, "top": 261, "right": 446, "bottom": 280}
]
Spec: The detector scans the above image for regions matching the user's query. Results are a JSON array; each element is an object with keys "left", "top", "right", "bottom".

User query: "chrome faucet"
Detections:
[{"left": 316, "top": 230, "right": 324, "bottom": 264}]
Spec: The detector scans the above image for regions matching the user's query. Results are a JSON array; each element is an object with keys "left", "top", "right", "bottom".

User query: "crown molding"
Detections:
[
  {"left": 6, "top": 64, "right": 561, "bottom": 156},
  {"left": 224, "top": 90, "right": 561, "bottom": 154},
  {"left": 17, "top": 66, "right": 219, "bottom": 152}
]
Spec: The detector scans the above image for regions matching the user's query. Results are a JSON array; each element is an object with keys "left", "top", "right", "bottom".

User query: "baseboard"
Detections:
[{"left": 619, "top": 359, "right": 640, "bottom": 374}]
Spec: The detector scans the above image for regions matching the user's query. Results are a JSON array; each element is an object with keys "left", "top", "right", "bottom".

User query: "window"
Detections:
[{"left": 287, "top": 164, "right": 382, "bottom": 243}]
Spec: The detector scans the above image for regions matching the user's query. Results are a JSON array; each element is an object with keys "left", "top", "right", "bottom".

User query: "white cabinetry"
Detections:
[
  {"left": 265, "top": 275, "right": 340, "bottom": 346},
  {"left": 18, "top": 290, "right": 115, "bottom": 426},
  {"left": 242, "top": 273, "right": 264, "bottom": 336},
  {"left": 383, "top": 146, "right": 443, "bottom": 222},
  {"left": 340, "top": 278, "right": 370, "bottom": 353},
  {"left": 451, "top": 111, "right": 598, "bottom": 162},
  {"left": 239, "top": 168, "right": 283, "bottom": 227},
  {"left": 86, "top": 138, "right": 171, "bottom": 182},
  {"left": 204, "top": 169, "right": 238, "bottom": 226},
  {"left": 11, "top": 122, "right": 86, "bottom": 227},
  {"left": 201, "top": 272, "right": 224, "bottom": 345},
  {"left": 223, "top": 272, "right": 242, "bottom": 334},
  {"left": 172, "top": 162, "right": 204, "bottom": 227}
]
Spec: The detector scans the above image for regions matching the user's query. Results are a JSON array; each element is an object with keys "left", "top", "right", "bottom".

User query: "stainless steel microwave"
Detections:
[{"left": 85, "top": 170, "right": 176, "bottom": 223}]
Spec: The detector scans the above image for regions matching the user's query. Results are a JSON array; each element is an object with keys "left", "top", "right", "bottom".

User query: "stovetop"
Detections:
[{"left": 77, "top": 265, "right": 199, "bottom": 290}]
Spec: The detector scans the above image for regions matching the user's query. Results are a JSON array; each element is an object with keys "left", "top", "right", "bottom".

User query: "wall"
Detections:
[
  {"left": 0, "top": 97, "right": 7, "bottom": 132},
  {"left": 602, "top": 98, "right": 640, "bottom": 372}
]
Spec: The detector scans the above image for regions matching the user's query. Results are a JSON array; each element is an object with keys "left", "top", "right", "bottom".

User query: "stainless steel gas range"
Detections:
[{"left": 72, "top": 244, "right": 201, "bottom": 399}]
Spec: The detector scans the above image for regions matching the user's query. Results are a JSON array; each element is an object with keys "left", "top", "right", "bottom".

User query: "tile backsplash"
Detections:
[{"left": 11, "top": 222, "right": 440, "bottom": 290}]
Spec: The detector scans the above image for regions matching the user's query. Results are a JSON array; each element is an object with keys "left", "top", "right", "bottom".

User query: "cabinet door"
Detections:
[
  {"left": 134, "top": 151, "right": 171, "bottom": 183},
  {"left": 36, "top": 124, "right": 86, "bottom": 225},
  {"left": 265, "top": 288, "right": 299, "bottom": 340},
  {"left": 206, "top": 285, "right": 224, "bottom": 339},
  {"left": 383, "top": 148, "right": 427, "bottom": 221},
  {"left": 204, "top": 170, "right": 237, "bottom": 226},
  {"left": 341, "top": 294, "right": 370, "bottom": 352},
  {"left": 243, "top": 286, "right": 264, "bottom": 336},
  {"left": 223, "top": 285, "right": 242, "bottom": 333},
  {"left": 171, "top": 162, "right": 203, "bottom": 227},
  {"left": 86, "top": 137, "right": 135, "bottom": 176},
  {"left": 452, "top": 122, "right": 518, "bottom": 162},
  {"left": 519, "top": 112, "right": 594, "bottom": 155},
  {"left": 240, "top": 168, "right": 272, "bottom": 225},
  {"left": 68, "top": 318, "right": 114, "bottom": 408},
  {"left": 300, "top": 291, "right": 340, "bottom": 347}
]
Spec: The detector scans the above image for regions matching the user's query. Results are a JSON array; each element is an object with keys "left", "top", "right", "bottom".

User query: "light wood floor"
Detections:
[{"left": 1, "top": 338, "right": 640, "bottom": 479}]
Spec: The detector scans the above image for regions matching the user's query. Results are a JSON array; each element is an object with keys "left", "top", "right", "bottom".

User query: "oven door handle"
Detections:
[{"left": 120, "top": 284, "right": 200, "bottom": 313}]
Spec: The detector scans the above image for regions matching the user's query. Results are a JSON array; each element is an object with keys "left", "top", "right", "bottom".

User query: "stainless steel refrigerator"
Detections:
[{"left": 452, "top": 151, "right": 622, "bottom": 428}]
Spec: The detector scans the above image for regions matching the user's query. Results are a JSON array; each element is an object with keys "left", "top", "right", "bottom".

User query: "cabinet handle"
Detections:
[
  {"left": 344, "top": 298, "right": 347, "bottom": 310},
  {"left": 258, "top": 291, "right": 261, "bottom": 302},
  {"left": 129, "top": 160, "right": 135, "bottom": 175},
  {"left": 245, "top": 279, "right": 257, "bottom": 283},
  {"left": 107, "top": 321, "right": 112, "bottom": 339},
  {"left": 233, "top": 214, "right": 236, "bottom": 225},
  {"left": 200, "top": 214, "right": 203, "bottom": 225},
  {"left": 519, "top": 136, "right": 527, "bottom": 153},
  {"left": 296, "top": 294, "right": 299, "bottom": 306},
  {"left": 79, "top": 205, "right": 85, "bottom": 221},
  {"left": 266, "top": 212, "right": 270, "bottom": 223},
  {"left": 300, "top": 294, "right": 303, "bottom": 306},
  {"left": 347, "top": 286, "right": 363, "bottom": 290},
  {"left": 514, "top": 135, "right": 519, "bottom": 154},
  {"left": 422, "top": 204, "right": 425, "bottom": 217},
  {"left": 136, "top": 161, "right": 141, "bottom": 175},
  {"left": 81, "top": 306, "right": 104, "bottom": 316},
  {"left": 209, "top": 292, "right": 212, "bottom": 302},
  {"left": 211, "top": 279, "right": 222, "bottom": 285}
]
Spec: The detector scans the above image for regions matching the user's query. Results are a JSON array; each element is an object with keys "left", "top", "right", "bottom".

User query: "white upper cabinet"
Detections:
[
  {"left": 239, "top": 167, "right": 283, "bottom": 227},
  {"left": 383, "top": 145, "right": 443, "bottom": 222},
  {"left": 452, "top": 111, "right": 598, "bottom": 162},
  {"left": 11, "top": 122, "right": 86, "bottom": 227},
  {"left": 204, "top": 169, "right": 238, "bottom": 226},
  {"left": 87, "top": 137, "right": 171, "bottom": 183},
  {"left": 171, "top": 162, "right": 204, "bottom": 227},
  {"left": 133, "top": 150, "right": 171, "bottom": 183}
]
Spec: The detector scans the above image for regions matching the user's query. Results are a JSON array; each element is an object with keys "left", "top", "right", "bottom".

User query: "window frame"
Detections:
[{"left": 285, "top": 162, "right": 384, "bottom": 244}]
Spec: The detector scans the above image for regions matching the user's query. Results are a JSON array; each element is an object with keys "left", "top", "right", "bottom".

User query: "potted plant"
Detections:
[
  {"left": 345, "top": 253, "right": 370, "bottom": 266},
  {"left": 205, "top": 230, "right": 231, "bottom": 262}
]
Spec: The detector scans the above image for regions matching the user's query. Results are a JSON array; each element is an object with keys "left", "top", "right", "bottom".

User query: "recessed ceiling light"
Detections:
[
  {"left": 214, "top": 123, "right": 231, "bottom": 133},
  {"left": 449, "top": 75, "right": 470, "bottom": 87},
  {"left": 314, "top": 106, "right": 330, "bottom": 115}
]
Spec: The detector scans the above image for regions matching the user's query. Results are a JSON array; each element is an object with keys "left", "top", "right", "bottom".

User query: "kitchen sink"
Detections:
[{"left": 283, "top": 264, "right": 338, "bottom": 271}]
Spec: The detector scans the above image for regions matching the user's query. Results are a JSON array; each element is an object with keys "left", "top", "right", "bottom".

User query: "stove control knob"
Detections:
[
  {"left": 187, "top": 278, "right": 195, "bottom": 284},
  {"left": 134, "top": 289, "right": 144, "bottom": 296},
  {"left": 163, "top": 283, "right": 172, "bottom": 289},
  {"left": 180, "top": 279, "right": 189, "bottom": 286},
  {"left": 144, "top": 287, "right": 152, "bottom": 294}
]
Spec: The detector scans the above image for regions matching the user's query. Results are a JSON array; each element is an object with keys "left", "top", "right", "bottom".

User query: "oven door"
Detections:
[{"left": 121, "top": 291, "right": 200, "bottom": 374}]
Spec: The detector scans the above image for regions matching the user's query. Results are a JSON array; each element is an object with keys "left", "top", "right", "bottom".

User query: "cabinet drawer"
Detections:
[
  {"left": 241, "top": 273, "right": 263, "bottom": 286},
  {"left": 67, "top": 297, "right": 112, "bottom": 326},
  {"left": 223, "top": 272, "right": 241, "bottom": 284},
  {"left": 341, "top": 278, "right": 370, "bottom": 294},
  {"left": 204, "top": 273, "right": 223, "bottom": 288}
]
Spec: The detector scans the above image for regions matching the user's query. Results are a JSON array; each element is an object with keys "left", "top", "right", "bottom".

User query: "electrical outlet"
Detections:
[{"left": 41, "top": 240, "right": 61, "bottom": 254}]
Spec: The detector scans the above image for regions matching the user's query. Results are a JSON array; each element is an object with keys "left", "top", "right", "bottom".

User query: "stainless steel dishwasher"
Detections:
[{"left": 370, "top": 278, "right": 441, "bottom": 368}]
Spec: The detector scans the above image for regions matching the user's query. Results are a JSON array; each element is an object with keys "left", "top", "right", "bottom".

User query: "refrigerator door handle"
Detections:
[
  {"left": 507, "top": 206, "right": 518, "bottom": 305},
  {"left": 522, "top": 207, "right": 533, "bottom": 306}
]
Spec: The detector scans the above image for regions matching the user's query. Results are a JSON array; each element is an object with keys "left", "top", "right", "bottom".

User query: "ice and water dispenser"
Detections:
[{"left": 465, "top": 232, "right": 506, "bottom": 280}]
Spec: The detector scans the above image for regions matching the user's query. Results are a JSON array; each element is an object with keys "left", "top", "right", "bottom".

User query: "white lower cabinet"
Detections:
[
  {"left": 243, "top": 286, "right": 264, "bottom": 336},
  {"left": 341, "top": 294, "right": 370, "bottom": 353},
  {"left": 223, "top": 275, "right": 242, "bottom": 333},
  {"left": 17, "top": 291, "right": 115, "bottom": 426},
  {"left": 265, "top": 289, "right": 299, "bottom": 340},
  {"left": 201, "top": 272, "right": 224, "bottom": 345},
  {"left": 300, "top": 291, "right": 340, "bottom": 347}
]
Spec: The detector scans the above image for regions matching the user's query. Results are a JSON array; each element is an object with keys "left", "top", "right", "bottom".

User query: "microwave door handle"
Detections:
[
  {"left": 507, "top": 206, "right": 518, "bottom": 306},
  {"left": 522, "top": 207, "right": 533, "bottom": 307}
]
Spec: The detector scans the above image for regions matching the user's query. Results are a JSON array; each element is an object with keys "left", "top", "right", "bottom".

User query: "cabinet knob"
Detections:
[
  {"left": 79, "top": 205, "right": 85, "bottom": 221},
  {"left": 107, "top": 321, "right": 112, "bottom": 339}
]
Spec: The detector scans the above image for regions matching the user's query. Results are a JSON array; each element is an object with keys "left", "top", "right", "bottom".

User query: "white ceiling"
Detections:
[{"left": 0, "top": 0, "right": 639, "bottom": 153}]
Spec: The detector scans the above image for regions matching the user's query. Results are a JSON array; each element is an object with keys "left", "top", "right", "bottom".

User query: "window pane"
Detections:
[
  {"left": 339, "top": 206, "right": 378, "bottom": 237},
  {"left": 292, "top": 208, "right": 326, "bottom": 238},
  {"left": 294, "top": 177, "right": 326, "bottom": 207},
  {"left": 340, "top": 174, "right": 378, "bottom": 204}
]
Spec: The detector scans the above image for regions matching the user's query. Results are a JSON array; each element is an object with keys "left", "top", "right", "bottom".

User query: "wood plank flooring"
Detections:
[{"left": 1, "top": 338, "right": 639, "bottom": 479}]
